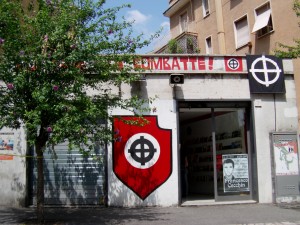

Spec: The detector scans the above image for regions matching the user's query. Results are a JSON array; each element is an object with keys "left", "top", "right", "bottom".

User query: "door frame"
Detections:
[{"left": 178, "top": 101, "right": 256, "bottom": 203}]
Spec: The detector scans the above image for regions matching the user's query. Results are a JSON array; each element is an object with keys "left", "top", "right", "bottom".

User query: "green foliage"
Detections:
[
  {"left": 294, "top": 0, "right": 300, "bottom": 17},
  {"left": 167, "top": 39, "right": 183, "bottom": 54},
  {"left": 274, "top": 0, "right": 300, "bottom": 58},
  {"left": 0, "top": 0, "right": 156, "bottom": 151}
]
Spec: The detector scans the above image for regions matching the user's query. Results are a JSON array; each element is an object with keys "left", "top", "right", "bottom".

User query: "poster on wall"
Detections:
[
  {"left": 273, "top": 138, "right": 299, "bottom": 176},
  {"left": 0, "top": 132, "right": 14, "bottom": 151},
  {"left": 222, "top": 154, "right": 249, "bottom": 193}
]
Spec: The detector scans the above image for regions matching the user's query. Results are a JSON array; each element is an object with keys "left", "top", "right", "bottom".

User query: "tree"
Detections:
[
  {"left": 275, "top": 0, "right": 300, "bottom": 58},
  {"left": 0, "top": 0, "right": 156, "bottom": 222}
]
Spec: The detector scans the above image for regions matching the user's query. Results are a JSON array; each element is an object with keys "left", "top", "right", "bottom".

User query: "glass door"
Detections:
[
  {"left": 212, "top": 108, "right": 252, "bottom": 201},
  {"left": 179, "top": 102, "right": 254, "bottom": 203},
  {"left": 180, "top": 108, "right": 214, "bottom": 201}
]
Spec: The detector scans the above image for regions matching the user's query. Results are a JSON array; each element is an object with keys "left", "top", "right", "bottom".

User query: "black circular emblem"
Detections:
[
  {"left": 128, "top": 136, "right": 157, "bottom": 166},
  {"left": 125, "top": 133, "right": 160, "bottom": 169}
]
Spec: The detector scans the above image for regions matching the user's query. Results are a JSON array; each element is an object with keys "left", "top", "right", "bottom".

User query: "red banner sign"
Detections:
[{"left": 119, "top": 56, "right": 245, "bottom": 74}]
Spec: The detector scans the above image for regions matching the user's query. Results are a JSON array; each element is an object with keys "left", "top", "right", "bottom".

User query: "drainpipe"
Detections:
[
  {"left": 214, "top": 0, "right": 226, "bottom": 54},
  {"left": 190, "top": 0, "right": 194, "bottom": 21}
]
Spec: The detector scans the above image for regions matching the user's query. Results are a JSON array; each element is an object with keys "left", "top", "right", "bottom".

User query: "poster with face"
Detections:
[{"left": 222, "top": 154, "right": 249, "bottom": 193}]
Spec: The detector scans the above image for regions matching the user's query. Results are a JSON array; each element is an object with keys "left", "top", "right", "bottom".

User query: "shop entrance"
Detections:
[{"left": 179, "top": 101, "right": 254, "bottom": 203}]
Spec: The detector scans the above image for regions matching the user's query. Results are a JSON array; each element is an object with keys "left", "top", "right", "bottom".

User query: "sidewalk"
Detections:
[{"left": 1, "top": 203, "right": 300, "bottom": 225}]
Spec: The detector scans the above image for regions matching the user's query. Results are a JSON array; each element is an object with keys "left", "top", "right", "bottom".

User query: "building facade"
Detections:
[
  {"left": 3, "top": 54, "right": 299, "bottom": 207},
  {"left": 161, "top": 0, "right": 300, "bottom": 131},
  {"left": 107, "top": 55, "right": 299, "bottom": 206},
  {"left": 0, "top": 0, "right": 299, "bottom": 208}
]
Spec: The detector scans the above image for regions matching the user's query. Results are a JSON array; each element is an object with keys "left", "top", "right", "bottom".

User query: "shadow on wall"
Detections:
[
  {"left": 130, "top": 80, "right": 148, "bottom": 100},
  {"left": 230, "top": 0, "right": 243, "bottom": 9},
  {"left": 8, "top": 130, "right": 27, "bottom": 206},
  {"left": 130, "top": 80, "right": 152, "bottom": 115},
  {"left": 29, "top": 143, "right": 106, "bottom": 206},
  {"left": 11, "top": 175, "right": 26, "bottom": 206},
  {"left": 254, "top": 35, "right": 271, "bottom": 55},
  {"left": 174, "top": 85, "right": 184, "bottom": 100}
]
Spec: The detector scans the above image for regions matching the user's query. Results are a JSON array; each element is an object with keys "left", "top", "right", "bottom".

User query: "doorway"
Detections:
[{"left": 179, "top": 101, "right": 254, "bottom": 203}]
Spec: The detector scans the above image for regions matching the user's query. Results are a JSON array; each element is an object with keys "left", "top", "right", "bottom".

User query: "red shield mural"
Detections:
[{"left": 113, "top": 116, "right": 172, "bottom": 200}]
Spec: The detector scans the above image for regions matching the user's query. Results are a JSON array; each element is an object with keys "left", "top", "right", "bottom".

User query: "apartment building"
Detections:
[
  {"left": 163, "top": 0, "right": 298, "bottom": 55},
  {"left": 162, "top": 0, "right": 300, "bottom": 127}
]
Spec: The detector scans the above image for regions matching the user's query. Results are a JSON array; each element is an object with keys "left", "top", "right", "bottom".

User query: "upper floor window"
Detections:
[
  {"left": 234, "top": 15, "right": 250, "bottom": 49},
  {"left": 252, "top": 2, "right": 273, "bottom": 38},
  {"left": 202, "top": 0, "right": 210, "bottom": 17},
  {"left": 180, "top": 12, "right": 188, "bottom": 33},
  {"left": 205, "top": 36, "right": 212, "bottom": 54}
]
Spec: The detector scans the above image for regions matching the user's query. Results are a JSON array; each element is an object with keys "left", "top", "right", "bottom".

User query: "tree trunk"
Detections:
[{"left": 36, "top": 143, "right": 45, "bottom": 224}]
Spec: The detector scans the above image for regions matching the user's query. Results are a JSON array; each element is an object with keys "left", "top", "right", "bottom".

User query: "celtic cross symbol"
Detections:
[
  {"left": 227, "top": 58, "right": 239, "bottom": 70},
  {"left": 249, "top": 55, "right": 282, "bottom": 87},
  {"left": 128, "top": 136, "right": 157, "bottom": 166}
]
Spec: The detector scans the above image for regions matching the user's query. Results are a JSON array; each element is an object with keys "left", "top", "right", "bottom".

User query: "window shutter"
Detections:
[{"left": 236, "top": 18, "right": 250, "bottom": 48}]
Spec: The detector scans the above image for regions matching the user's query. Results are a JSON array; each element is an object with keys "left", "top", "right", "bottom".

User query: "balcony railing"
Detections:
[{"left": 155, "top": 32, "right": 199, "bottom": 54}]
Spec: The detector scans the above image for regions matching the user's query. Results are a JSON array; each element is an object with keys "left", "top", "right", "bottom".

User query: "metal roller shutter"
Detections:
[{"left": 28, "top": 142, "right": 106, "bottom": 205}]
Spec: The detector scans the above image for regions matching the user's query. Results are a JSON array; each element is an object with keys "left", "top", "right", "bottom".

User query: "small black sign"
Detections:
[
  {"left": 246, "top": 55, "right": 285, "bottom": 93},
  {"left": 169, "top": 74, "right": 184, "bottom": 84}
]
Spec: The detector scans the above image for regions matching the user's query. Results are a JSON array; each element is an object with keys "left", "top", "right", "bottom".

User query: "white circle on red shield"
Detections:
[{"left": 125, "top": 133, "right": 160, "bottom": 169}]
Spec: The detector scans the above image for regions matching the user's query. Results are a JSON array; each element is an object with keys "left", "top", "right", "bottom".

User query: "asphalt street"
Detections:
[{"left": 1, "top": 203, "right": 300, "bottom": 225}]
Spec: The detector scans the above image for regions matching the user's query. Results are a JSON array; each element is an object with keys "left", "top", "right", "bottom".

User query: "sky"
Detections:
[{"left": 103, "top": 0, "right": 171, "bottom": 54}]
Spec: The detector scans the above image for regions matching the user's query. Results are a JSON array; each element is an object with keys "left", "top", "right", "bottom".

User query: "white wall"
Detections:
[
  {"left": 176, "top": 74, "right": 251, "bottom": 99},
  {"left": 252, "top": 76, "right": 298, "bottom": 203},
  {"left": 0, "top": 126, "right": 27, "bottom": 206},
  {"left": 108, "top": 99, "right": 179, "bottom": 207},
  {"left": 108, "top": 69, "right": 298, "bottom": 205}
]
